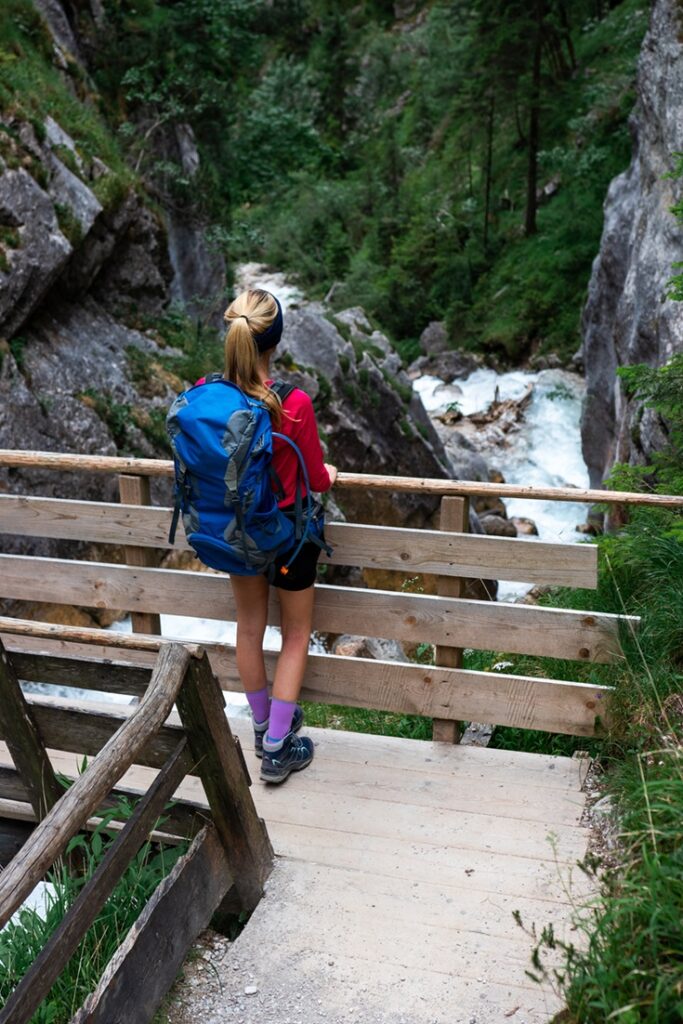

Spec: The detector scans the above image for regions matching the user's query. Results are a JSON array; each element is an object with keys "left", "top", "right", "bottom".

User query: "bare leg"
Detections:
[
  {"left": 229, "top": 574, "right": 270, "bottom": 693},
  {"left": 272, "top": 584, "right": 316, "bottom": 703}
]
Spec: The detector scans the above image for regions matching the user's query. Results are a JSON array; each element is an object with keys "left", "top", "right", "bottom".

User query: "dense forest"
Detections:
[{"left": 83, "top": 0, "right": 646, "bottom": 361}]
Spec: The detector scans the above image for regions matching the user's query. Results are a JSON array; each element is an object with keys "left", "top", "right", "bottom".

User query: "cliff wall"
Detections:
[{"left": 580, "top": 0, "right": 683, "bottom": 492}]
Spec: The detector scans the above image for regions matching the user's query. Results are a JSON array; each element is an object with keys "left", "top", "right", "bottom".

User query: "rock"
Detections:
[
  {"left": 510, "top": 516, "right": 539, "bottom": 536},
  {"left": 161, "top": 123, "right": 226, "bottom": 327},
  {"left": 408, "top": 349, "right": 482, "bottom": 382},
  {"left": 331, "top": 635, "right": 407, "bottom": 662},
  {"left": 581, "top": 0, "right": 683, "bottom": 499},
  {"left": 34, "top": 0, "right": 84, "bottom": 63},
  {"left": 274, "top": 306, "right": 451, "bottom": 528},
  {"left": 419, "top": 320, "right": 449, "bottom": 355},
  {"left": 478, "top": 514, "right": 517, "bottom": 538},
  {"left": 0, "top": 166, "right": 72, "bottom": 336},
  {"left": 47, "top": 151, "right": 103, "bottom": 236}
]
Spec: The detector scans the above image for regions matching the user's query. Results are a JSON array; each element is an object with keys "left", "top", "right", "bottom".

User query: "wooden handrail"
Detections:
[
  {"left": 0, "top": 616, "right": 201, "bottom": 656},
  {"left": 1, "top": 448, "right": 682, "bottom": 506},
  {"left": 0, "top": 642, "right": 192, "bottom": 928}
]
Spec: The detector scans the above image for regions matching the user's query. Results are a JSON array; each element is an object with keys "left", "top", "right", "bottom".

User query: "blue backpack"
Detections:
[{"left": 166, "top": 375, "right": 331, "bottom": 577}]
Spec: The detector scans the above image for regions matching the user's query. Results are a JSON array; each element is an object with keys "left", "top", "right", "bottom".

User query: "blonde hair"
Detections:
[{"left": 223, "top": 289, "right": 282, "bottom": 427}]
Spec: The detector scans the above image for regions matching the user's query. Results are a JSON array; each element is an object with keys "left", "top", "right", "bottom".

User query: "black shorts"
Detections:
[
  {"left": 266, "top": 539, "right": 323, "bottom": 591},
  {"left": 264, "top": 503, "right": 325, "bottom": 592}
]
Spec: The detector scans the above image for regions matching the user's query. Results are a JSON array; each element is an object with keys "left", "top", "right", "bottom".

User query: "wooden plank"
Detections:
[
  {"left": 0, "top": 640, "right": 62, "bottom": 819},
  {"left": 0, "top": 818, "right": 34, "bottom": 868},
  {"left": 255, "top": 786, "right": 586, "bottom": 863},
  {"left": 0, "top": 741, "right": 189, "bottom": 1024},
  {"left": 0, "top": 555, "right": 637, "bottom": 662},
  {"left": 0, "top": 616, "right": 200, "bottom": 657},
  {"left": 0, "top": 643, "right": 191, "bottom": 928},
  {"left": 3, "top": 695, "right": 191, "bottom": 770},
  {"left": 269, "top": 821, "right": 587, "bottom": 904},
  {"left": 10, "top": 650, "right": 152, "bottom": 695},
  {"left": 117, "top": 476, "right": 161, "bottom": 636},
  {"left": 19, "top": 648, "right": 610, "bottom": 739},
  {"left": 433, "top": 496, "right": 468, "bottom": 743},
  {"left": 71, "top": 826, "right": 233, "bottom": 1024},
  {"left": 4, "top": 629, "right": 612, "bottom": 736},
  {"left": 1, "top": 449, "right": 682, "bottom": 506},
  {"left": 0, "top": 494, "right": 599, "bottom": 588},
  {"left": 176, "top": 653, "right": 273, "bottom": 912},
  {"left": 0, "top": 760, "right": 208, "bottom": 842}
]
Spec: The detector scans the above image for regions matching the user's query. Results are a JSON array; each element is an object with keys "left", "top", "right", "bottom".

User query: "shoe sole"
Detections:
[
  {"left": 254, "top": 712, "right": 303, "bottom": 759},
  {"left": 259, "top": 755, "right": 313, "bottom": 784}
]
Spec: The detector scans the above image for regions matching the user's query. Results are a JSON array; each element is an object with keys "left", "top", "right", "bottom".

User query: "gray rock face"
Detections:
[
  {"left": 0, "top": 165, "right": 72, "bottom": 337},
  {"left": 274, "top": 306, "right": 451, "bottom": 528},
  {"left": 160, "top": 123, "right": 226, "bottom": 326},
  {"left": 580, "top": 0, "right": 683, "bottom": 490},
  {"left": 0, "top": 297, "right": 177, "bottom": 544}
]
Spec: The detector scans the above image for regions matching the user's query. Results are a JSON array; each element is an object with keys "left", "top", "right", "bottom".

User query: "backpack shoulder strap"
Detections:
[{"left": 269, "top": 379, "right": 297, "bottom": 404}]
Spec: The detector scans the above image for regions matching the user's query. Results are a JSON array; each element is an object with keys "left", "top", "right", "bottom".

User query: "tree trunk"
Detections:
[
  {"left": 483, "top": 92, "right": 495, "bottom": 249},
  {"left": 524, "top": 2, "right": 544, "bottom": 237}
]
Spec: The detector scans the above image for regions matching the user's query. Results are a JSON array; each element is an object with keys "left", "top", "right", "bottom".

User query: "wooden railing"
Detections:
[
  {"left": 2, "top": 449, "right": 681, "bottom": 743},
  {"left": 0, "top": 635, "right": 272, "bottom": 1024}
]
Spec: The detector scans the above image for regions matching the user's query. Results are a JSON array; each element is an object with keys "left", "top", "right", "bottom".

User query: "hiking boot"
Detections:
[
  {"left": 253, "top": 703, "right": 303, "bottom": 759},
  {"left": 260, "top": 732, "right": 314, "bottom": 784}
]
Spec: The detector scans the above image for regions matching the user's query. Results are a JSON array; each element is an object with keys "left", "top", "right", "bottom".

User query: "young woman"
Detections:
[{"left": 222, "top": 288, "right": 337, "bottom": 784}]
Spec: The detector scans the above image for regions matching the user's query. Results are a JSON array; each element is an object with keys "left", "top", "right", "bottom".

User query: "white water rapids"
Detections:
[{"left": 413, "top": 365, "right": 589, "bottom": 600}]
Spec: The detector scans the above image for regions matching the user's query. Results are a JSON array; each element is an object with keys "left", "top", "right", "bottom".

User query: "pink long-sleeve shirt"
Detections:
[{"left": 195, "top": 377, "right": 331, "bottom": 506}]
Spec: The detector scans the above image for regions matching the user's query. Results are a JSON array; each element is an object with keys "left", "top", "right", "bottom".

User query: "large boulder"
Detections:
[
  {"left": 580, "top": 0, "right": 683, "bottom": 494},
  {"left": 273, "top": 304, "right": 452, "bottom": 528},
  {"left": 0, "top": 164, "right": 72, "bottom": 337}
]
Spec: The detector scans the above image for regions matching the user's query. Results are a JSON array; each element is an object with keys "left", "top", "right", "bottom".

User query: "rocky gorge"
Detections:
[{"left": 0, "top": 0, "right": 681, "bottom": 569}]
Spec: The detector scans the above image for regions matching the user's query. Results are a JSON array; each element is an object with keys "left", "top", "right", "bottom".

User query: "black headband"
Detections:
[{"left": 254, "top": 294, "right": 283, "bottom": 353}]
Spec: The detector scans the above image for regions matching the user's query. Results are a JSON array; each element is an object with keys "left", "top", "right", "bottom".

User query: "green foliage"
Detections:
[
  {"left": 9, "top": 335, "right": 26, "bottom": 371},
  {"left": 0, "top": 798, "right": 187, "bottom": 1022},
  {"left": 53, "top": 203, "right": 83, "bottom": 248},
  {"left": 0, "top": 0, "right": 133, "bottom": 185},
  {"left": 302, "top": 701, "right": 432, "bottom": 741}
]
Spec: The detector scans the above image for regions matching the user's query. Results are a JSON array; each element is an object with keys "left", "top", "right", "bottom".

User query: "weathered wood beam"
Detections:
[
  {"left": 433, "top": 496, "right": 468, "bottom": 744},
  {"left": 0, "top": 494, "right": 600, "bottom": 588},
  {"left": 0, "top": 555, "right": 638, "bottom": 662},
  {"left": 176, "top": 652, "right": 273, "bottom": 912},
  {"left": 117, "top": 475, "right": 161, "bottom": 636},
  {"left": 71, "top": 826, "right": 233, "bottom": 1024},
  {"left": 0, "top": 818, "right": 34, "bottom": 868},
  {"left": 0, "top": 639, "right": 62, "bottom": 818},
  {"left": 9, "top": 651, "right": 152, "bottom": 695},
  {"left": 0, "top": 740, "right": 189, "bottom": 1024},
  {"left": 0, "top": 763, "right": 208, "bottom": 842},
  {"left": 1, "top": 448, "right": 682, "bottom": 505},
  {"left": 0, "top": 616, "right": 201, "bottom": 657},
  {"left": 0, "top": 642, "right": 191, "bottom": 928}
]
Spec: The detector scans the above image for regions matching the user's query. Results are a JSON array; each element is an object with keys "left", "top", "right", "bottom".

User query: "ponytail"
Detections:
[{"left": 224, "top": 290, "right": 283, "bottom": 427}]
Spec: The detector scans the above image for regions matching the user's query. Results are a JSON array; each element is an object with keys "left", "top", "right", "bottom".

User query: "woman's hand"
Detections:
[{"left": 325, "top": 463, "right": 338, "bottom": 486}]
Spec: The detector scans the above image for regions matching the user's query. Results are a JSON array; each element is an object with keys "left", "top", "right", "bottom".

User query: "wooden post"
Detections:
[
  {"left": 0, "top": 740, "right": 190, "bottom": 1024},
  {"left": 175, "top": 652, "right": 273, "bottom": 913},
  {"left": 0, "top": 643, "right": 191, "bottom": 928},
  {"left": 433, "top": 496, "right": 470, "bottom": 744},
  {"left": 0, "top": 640, "right": 62, "bottom": 819},
  {"left": 118, "top": 474, "right": 161, "bottom": 636}
]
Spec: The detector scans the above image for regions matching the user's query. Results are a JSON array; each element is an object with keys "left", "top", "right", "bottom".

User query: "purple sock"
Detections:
[
  {"left": 246, "top": 686, "right": 270, "bottom": 725},
  {"left": 267, "top": 698, "right": 296, "bottom": 742}
]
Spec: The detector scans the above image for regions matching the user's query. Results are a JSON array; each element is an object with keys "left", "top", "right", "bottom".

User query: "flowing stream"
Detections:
[{"left": 413, "top": 366, "right": 589, "bottom": 600}]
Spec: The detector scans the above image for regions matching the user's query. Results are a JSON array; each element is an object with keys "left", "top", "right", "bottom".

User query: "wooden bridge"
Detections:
[{"left": 0, "top": 450, "right": 678, "bottom": 1023}]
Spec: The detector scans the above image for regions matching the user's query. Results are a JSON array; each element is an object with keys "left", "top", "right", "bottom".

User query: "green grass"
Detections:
[
  {"left": 0, "top": 0, "right": 135, "bottom": 203},
  {"left": 0, "top": 797, "right": 187, "bottom": 1023}
]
